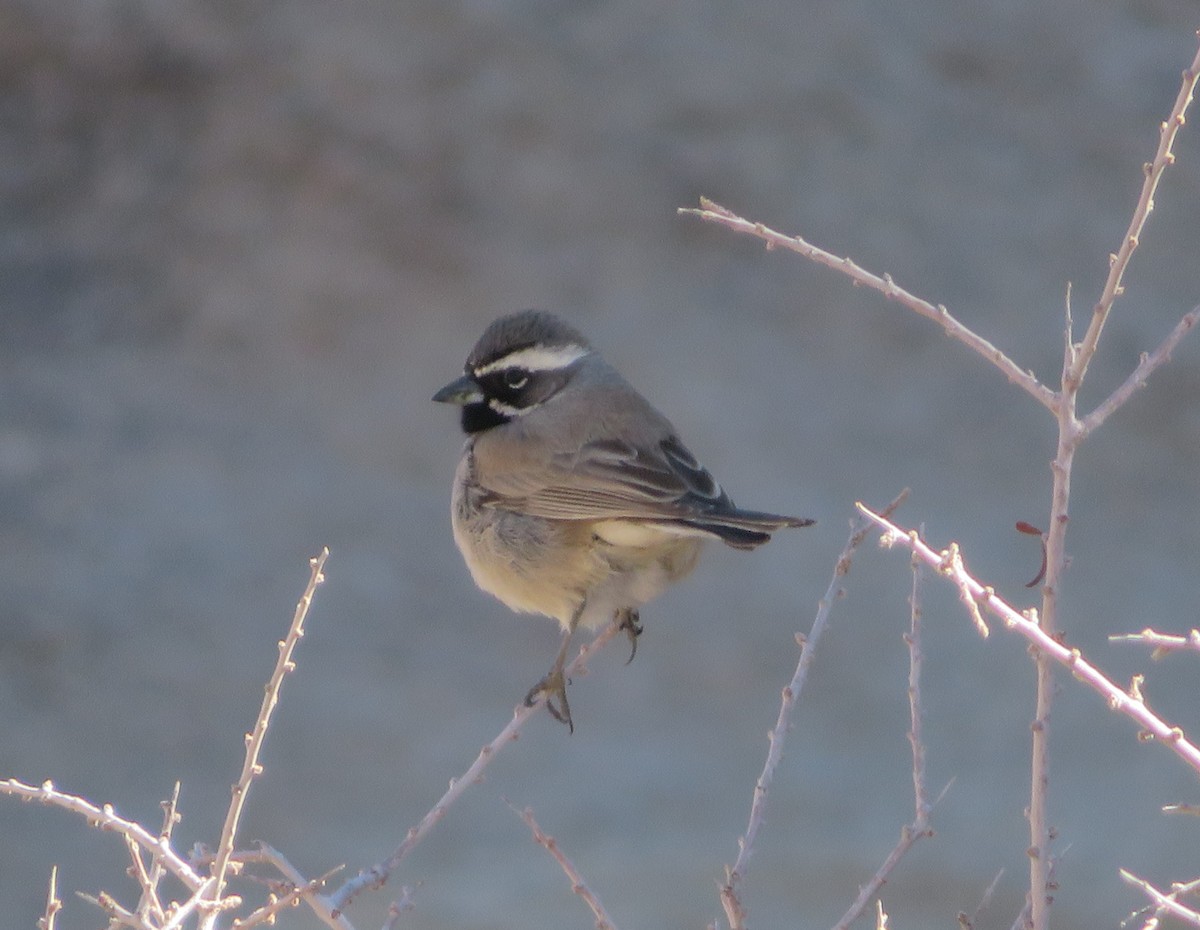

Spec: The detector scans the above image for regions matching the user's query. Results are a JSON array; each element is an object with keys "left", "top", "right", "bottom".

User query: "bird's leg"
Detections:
[
  {"left": 524, "top": 607, "right": 582, "bottom": 733},
  {"left": 615, "top": 607, "right": 643, "bottom": 664}
]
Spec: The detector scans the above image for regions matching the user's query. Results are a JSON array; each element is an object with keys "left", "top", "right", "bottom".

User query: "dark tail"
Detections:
[{"left": 682, "top": 510, "right": 814, "bottom": 550}]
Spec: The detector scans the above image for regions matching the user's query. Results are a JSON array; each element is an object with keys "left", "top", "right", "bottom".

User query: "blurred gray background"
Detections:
[{"left": 2, "top": 1, "right": 1199, "bottom": 928}]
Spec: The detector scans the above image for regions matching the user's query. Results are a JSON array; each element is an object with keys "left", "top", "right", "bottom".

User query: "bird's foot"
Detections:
[
  {"left": 524, "top": 666, "right": 573, "bottom": 733},
  {"left": 616, "top": 608, "right": 643, "bottom": 665}
]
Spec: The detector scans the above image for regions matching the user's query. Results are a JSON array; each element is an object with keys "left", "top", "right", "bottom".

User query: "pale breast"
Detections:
[
  {"left": 448, "top": 445, "right": 704, "bottom": 632},
  {"left": 451, "top": 451, "right": 604, "bottom": 627}
]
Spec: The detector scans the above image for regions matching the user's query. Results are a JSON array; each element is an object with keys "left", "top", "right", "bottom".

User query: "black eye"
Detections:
[{"left": 504, "top": 369, "right": 529, "bottom": 390}]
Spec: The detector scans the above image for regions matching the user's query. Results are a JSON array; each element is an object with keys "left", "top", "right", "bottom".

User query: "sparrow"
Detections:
[{"left": 434, "top": 310, "right": 812, "bottom": 730}]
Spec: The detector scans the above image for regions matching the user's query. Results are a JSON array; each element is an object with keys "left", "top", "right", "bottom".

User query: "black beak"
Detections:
[{"left": 432, "top": 374, "right": 483, "bottom": 406}]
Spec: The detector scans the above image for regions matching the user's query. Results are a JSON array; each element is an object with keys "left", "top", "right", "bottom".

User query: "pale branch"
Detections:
[
  {"left": 943, "top": 542, "right": 991, "bottom": 639},
  {"left": 958, "top": 869, "right": 1005, "bottom": 930},
  {"left": 1033, "top": 41, "right": 1200, "bottom": 914},
  {"left": 1027, "top": 326, "right": 1079, "bottom": 930},
  {"left": 0, "top": 778, "right": 204, "bottom": 892},
  {"left": 1009, "top": 848, "right": 1067, "bottom": 930},
  {"left": 125, "top": 836, "right": 163, "bottom": 928},
  {"left": 1122, "top": 870, "right": 1200, "bottom": 928},
  {"left": 830, "top": 539, "right": 945, "bottom": 930},
  {"left": 328, "top": 621, "right": 622, "bottom": 917},
  {"left": 857, "top": 504, "right": 1200, "bottom": 776},
  {"left": 1163, "top": 804, "right": 1200, "bottom": 816},
  {"left": 906, "top": 546, "right": 931, "bottom": 823},
  {"left": 135, "top": 781, "right": 182, "bottom": 926},
  {"left": 217, "top": 844, "right": 353, "bottom": 930},
  {"left": 832, "top": 795, "right": 949, "bottom": 930},
  {"left": 161, "top": 878, "right": 224, "bottom": 930},
  {"left": 1070, "top": 32, "right": 1200, "bottom": 389},
  {"left": 1078, "top": 304, "right": 1200, "bottom": 438},
  {"left": 231, "top": 865, "right": 343, "bottom": 930},
  {"left": 78, "top": 889, "right": 139, "bottom": 928},
  {"left": 678, "top": 198, "right": 1057, "bottom": 413},
  {"left": 508, "top": 802, "right": 621, "bottom": 930},
  {"left": 211, "top": 548, "right": 329, "bottom": 903},
  {"left": 1110, "top": 627, "right": 1200, "bottom": 660},
  {"left": 38, "top": 865, "right": 61, "bottom": 930},
  {"left": 380, "top": 889, "right": 415, "bottom": 930},
  {"left": 719, "top": 490, "right": 909, "bottom": 930}
]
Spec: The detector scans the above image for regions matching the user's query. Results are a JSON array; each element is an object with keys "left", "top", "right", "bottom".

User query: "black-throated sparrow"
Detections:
[{"left": 434, "top": 310, "right": 812, "bottom": 731}]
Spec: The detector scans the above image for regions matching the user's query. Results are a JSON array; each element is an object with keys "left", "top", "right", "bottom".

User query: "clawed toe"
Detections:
[
  {"left": 525, "top": 670, "right": 574, "bottom": 733},
  {"left": 616, "top": 608, "right": 643, "bottom": 664}
]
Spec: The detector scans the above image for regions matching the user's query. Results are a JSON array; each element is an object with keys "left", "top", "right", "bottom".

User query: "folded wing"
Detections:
[{"left": 481, "top": 434, "right": 812, "bottom": 549}]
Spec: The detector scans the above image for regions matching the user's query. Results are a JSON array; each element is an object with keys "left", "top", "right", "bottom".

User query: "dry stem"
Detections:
[
  {"left": 231, "top": 865, "right": 343, "bottom": 930},
  {"left": 831, "top": 547, "right": 945, "bottom": 930},
  {"left": 857, "top": 506, "right": 1200, "bottom": 776},
  {"left": 218, "top": 843, "right": 353, "bottom": 930},
  {"left": 38, "top": 866, "right": 61, "bottom": 930},
  {"left": 678, "top": 198, "right": 1057, "bottom": 412},
  {"left": 1070, "top": 39, "right": 1200, "bottom": 389},
  {"left": 1110, "top": 627, "right": 1200, "bottom": 659},
  {"left": 0, "top": 778, "right": 204, "bottom": 892},
  {"left": 682, "top": 37, "right": 1200, "bottom": 929},
  {"left": 1079, "top": 305, "right": 1200, "bottom": 438},
  {"left": 1122, "top": 870, "right": 1200, "bottom": 928},
  {"left": 328, "top": 621, "right": 622, "bottom": 916},
  {"left": 718, "top": 490, "right": 908, "bottom": 930},
  {"left": 210, "top": 548, "right": 328, "bottom": 907},
  {"left": 509, "top": 802, "right": 621, "bottom": 930}
]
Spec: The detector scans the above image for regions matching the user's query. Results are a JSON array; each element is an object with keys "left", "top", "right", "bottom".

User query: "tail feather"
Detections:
[{"left": 682, "top": 509, "right": 814, "bottom": 550}]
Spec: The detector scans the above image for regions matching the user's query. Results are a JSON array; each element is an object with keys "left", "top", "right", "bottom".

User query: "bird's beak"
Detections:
[{"left": 432, "top": 374, "right": 483, "bottom": 406}]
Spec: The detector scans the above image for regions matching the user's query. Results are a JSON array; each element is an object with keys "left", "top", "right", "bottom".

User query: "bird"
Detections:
[{"left": 433, "top": 310, "right": 813, "bottom": 731}]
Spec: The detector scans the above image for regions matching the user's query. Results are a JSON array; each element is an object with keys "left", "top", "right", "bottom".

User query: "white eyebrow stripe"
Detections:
[{"left": 474, "top": 343, "right": 589, "bottom": 376}]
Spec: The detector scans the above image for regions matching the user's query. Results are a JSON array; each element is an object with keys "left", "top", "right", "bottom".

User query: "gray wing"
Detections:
[{"left": 482, "top": 434, "right": 813, "bottom": 549}]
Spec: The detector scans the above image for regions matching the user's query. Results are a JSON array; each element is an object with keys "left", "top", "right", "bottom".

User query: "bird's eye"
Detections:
[{"left": 504, "top": 369, "right": 529, "bottom": 390}]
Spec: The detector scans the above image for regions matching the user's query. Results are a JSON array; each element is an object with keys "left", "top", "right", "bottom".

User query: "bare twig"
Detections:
[
  {"left": 78, "top": 889, "right": 139, "bottom": 928},
  {"left": 678, "top": 199, "right": 1056, "bottom": 412},
  {"left": 1129, "top": 874, "right": 1200, "bottom": 930},
  {"left": 233, "top": 843, "right": 353, "bottom": 930},
  {"left": 1021, "top": 282, "right": 1091, "bottom": 930},
  {"left": 38, "top": 866, "right": 62, "bottom": 930},
  {"left": 959, "top": 869, "right": 1005, "bottom": 930},
  {"left": 858, "top": 505, "right": 1200, "bottom": 776},
  {"left": 508, "top": 801, "right": 620, "bottom": 930},
  {"left": 943, "top": 544, "right": 991, "bottom": 639},
  {"left": 231, "top": 865, "right": 343, "bottom": 930},
  {"left": 161, "top": 878, "right": 225, "bottom": 930},
  {"left": 1110, "top": 627, "right": 1200, "bottom": 660},
  {"left": 389, "top": 888, "right": 417, "bottom": 930},
  {"left": 187, "top": 842, "right": 353, "bottom": 930},
  {"left": 1069, "top": 35, "right": 1200, "bottom": 390},
  {"left": 1080, "top": 305, "right": 1200, "bottom": 437},
  {"left": 1122, "top": 870, "right": 1200, "bottom": 928},
  {"left": 907, "top": 546, "right": 931, "bottom": 822},
  {"left": 1035, "top": 40, "right": 1200, "bottom": 922},
  {"left": 210, "top": 548, "right": 329, "bottom": 904},
  {"left": 380, "top": 889, "right": 416, "bottom": 930},
  {"left": 680, "top": 38, "right": 1200, "bottom": 930},
  {"left": 132, "top": 782, "right": 182, "bottom": 925},
  {"left": 832, "top": 815, "right": 953, "bottom": 930},
  {"left": 829, "top": 545, "right": 946, "bottom": 930},
  {"left": 718, "top": 490, "right": 908, "bottom": 930},
  {"left": 329, "top": 621, "right": 622, "bottom": 917},
  {"left": 0, "top": 779, "right": 204, "bottom": 891},
  {"left": 1010, "top": 848, "right": 1068, "bottom": 930},
  {"left": 125, "top": 835, "right": 161, "bottom": 927}
]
